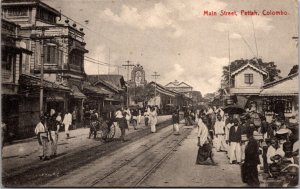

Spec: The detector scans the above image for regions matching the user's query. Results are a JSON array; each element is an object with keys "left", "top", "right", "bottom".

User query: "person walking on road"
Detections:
[
  {"left": 63, "top": 111, "right": 72, "bottom": 139},
  {"left": 1, "top": 122, "right": 7, "bottom": 151},
  {"left": 196, "top": 113, "right": 216, "bottom": 165},
  {"left": 72, "top": 108, "right": 77, "bottom": 130},
  {"left": 214, "top": 114, "right": 227, "bottom": 152},
  {"left": 48, "top": 109, "right": 60, "bottom": 157},
  {"left": 229, "top": 118, "right": 242, "bottom": 164},
  {"left": 138, "top": 108, "right": 142, "bottom": 125},
  {"left": 88, "top": 112, "right": 99, "bottom": 139},
  {"left": 131, "top": 108, "right": 138, "bottom": 130},
  {"left": 242, "top": 129, "right": 260, "bottom": 187},
  {"left": 144, "top": 106, "right": 150, "bottom": 126},
  {"left": 34, "top": 115, "right": 51, "bottom": 160},
  {"left": 172, "top": 110, "right": 180, "bottom": 135},
  {"left": 124, "top": 107, "right": 131, "bottom": 128},
  {"left": 150, "top": 106, "right": 158, "bottom": 133},
  {"left": 114, "top": 108, "right": 128, "bottom": 141}
]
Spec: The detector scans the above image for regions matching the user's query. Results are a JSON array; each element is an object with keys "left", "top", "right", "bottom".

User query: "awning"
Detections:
[
  {"left": 19, "top": 74, "right": 71, "bottom": 92},
  {"left": 83, "top": 85, "right": 113, "bottom": 95},
  {"left": 260, "top": 74, "right": 298, "bottom": 97},
  {"left": 260, "top": 93, "right": 298, "bottom": 97},
  {"left": 2, "top": 84, "right": 18, "bottom": 95},
  {"left": 2, "top": 44, "right": 33, "bottom": 55},
  {"left": 71, "top": 85, "right": 86, "bottom": 99}
]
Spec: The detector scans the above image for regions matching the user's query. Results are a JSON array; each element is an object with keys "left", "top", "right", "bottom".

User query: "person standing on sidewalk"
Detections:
[
  {"left": 48, "top": 109, "right": 60, "bottom": 157},
  {"left": 35, "top": 115, "right": 50, "bottom": 160},
  {"left": 229, "top": 118, "right": 242, "bottom": 164},
  {"left": 150, "top": 106, "right": 158, "bottom": 133},
  {"left": 63, "top": 111, "right": 72, "bottom": 139}
]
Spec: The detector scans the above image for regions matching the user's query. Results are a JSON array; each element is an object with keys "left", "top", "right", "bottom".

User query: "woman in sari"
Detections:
[{"left": 196, "top": 114, "right": 217, "bottom": 165}]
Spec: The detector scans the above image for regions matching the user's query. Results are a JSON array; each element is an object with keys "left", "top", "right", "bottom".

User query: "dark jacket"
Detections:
[
  {"left": 229, "top": 125, "right": 242, "bottom": 142},
  {"left": 172, "top": 112, "right": 179, "bottom": 124}
]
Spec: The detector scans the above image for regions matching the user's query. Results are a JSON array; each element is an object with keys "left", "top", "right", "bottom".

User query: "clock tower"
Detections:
[{"left": 129, "top": 64, "right": 147, "bottom": 87}]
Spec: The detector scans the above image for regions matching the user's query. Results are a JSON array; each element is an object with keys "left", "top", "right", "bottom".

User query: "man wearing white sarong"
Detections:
[
  {"left": 229, "top": 118, "right": 242, "bottom": 164},
  {"left": 150, "top": 107, "right": 158, "bottom": 133},
  {"left": 63, "top": 111, "right": 72, "bottom": 139},
  {"left": 214, "top": 114, "right": 227, "bottom": 152},
  {"left": 35, "top": 116, "right": 50, "bottom": 160}
]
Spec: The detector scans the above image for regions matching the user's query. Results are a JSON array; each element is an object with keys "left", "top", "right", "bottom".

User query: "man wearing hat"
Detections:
[{"left": 229, "top": 118, "right": 242, "bottom": 164}]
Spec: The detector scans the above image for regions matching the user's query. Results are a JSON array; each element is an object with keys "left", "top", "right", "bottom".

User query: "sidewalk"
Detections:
[{"left": 2, "top": 115, "right": 171, "bottom": 174}]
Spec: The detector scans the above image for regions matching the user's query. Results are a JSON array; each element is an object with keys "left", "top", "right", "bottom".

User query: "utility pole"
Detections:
[
  {"left": 227, "top": 31, "right": 231, "bottom": 91},
  {"left": 31, "top": 27, "right": 56, "bottom": 116},
  {"left": 122, "top": 60, "right": 135, "bottom": 107},
  {"left": 152, "top": 71, "right": 160, "bottom": 106},
  {"left": 108, "top": 48, "right": 110, "bottom": 74},
  {"left": 39, "top": 28, "right": 45, "bottom": 116}
]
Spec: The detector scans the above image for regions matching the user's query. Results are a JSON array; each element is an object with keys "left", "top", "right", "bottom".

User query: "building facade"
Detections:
[
  {"left": 230, "top": 63, "right": 268, "bottom": 112},
  {"left": 2, "top": 0, "right": 88, "bottom": 138}
]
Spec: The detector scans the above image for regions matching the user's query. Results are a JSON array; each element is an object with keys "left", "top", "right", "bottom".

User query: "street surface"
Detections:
[
  {"left": 2, "top": 116, "right": 171, "bottom": 187},
  {"left": 2, "top": 116, "right": 261, "bottom": 187}
]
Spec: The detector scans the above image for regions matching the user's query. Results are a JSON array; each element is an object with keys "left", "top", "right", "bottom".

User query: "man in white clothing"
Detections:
[
  {"left": 63, "top": 111, "right": 72, "bottom": 139},
  {"left": 214, "top": 114, "right": 227, "bottom": 152},
  {"left": 35, "top": 116, "right": 50, "bottom": 160}
]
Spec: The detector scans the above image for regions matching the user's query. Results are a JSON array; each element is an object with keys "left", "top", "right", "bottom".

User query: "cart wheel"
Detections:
[
  {"left": 97, "top": 124, "right": 109, "bottom": 140},
  {"left": 106, "top": 122, "right": 116, "bottom": 140}
]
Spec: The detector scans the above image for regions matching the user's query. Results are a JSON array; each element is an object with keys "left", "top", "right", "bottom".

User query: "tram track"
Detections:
[
  {"left": 88, "top": 124, "right": 193, "bottom": 187},
  {"left": 3, "top": 118, "right": 174, "bottom": 187}
]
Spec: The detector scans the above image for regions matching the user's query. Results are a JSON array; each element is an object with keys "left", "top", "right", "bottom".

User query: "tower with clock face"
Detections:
[{"left": 129, "top": 64, "right": 147, "bottom": 87}]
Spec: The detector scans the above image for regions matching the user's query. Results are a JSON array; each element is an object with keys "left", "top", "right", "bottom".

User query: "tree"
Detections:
[
  {"left": 288, "top": 65, "right": 298, "bottom": 75},
  {"left": 128, "top": 84, "right": 155, "bottom": 104},
  {"left": 222, "top": 58, "right": 281, "bottom": 88}
]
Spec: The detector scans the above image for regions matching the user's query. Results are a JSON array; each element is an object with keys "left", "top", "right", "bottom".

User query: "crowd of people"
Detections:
[
  {"left": 187, "top": 105, "right": 299, "bottom": 187},
  {"left": 33, "top": 105, "right": 161, "bottom": 160}
]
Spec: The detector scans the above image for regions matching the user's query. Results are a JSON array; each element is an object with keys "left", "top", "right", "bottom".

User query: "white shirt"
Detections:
[
  {"left": 197, "top": 119, "right": 208, "bottom": 146},
  {"left": 225, "top": 123, "right": 234, "bottom": 140},
  {"left": 267, "top": 145, "right": 285, "bottom": 164},
  {"left": 63, "top": 113, "right": 72, "bottom": 125},
  {"left": 214, "top": 120, "right": 225, "bottom": 135},
  {"left": 115, "top": 110, "right": 123, "bottom": 118},
  {"left": 35, "top": 122, "right": 46, "bottom": 135}
]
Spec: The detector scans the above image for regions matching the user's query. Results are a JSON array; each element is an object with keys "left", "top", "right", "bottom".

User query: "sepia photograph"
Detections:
[{"left": 1, "top": 0, "right": 299, "bottom": 187}]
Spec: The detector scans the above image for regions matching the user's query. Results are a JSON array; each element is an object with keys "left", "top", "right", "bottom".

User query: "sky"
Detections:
[{"left": 44, "top": 0, "right": 298, "bottom": 95}]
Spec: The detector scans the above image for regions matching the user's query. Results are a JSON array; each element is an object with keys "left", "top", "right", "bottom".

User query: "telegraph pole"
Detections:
[
  {"left": 152, "top": 72, "right": 160, "bottom": 106},
  {"left": 122, "top": 60, "right": 135, "bottom": 107},
  {"left": 39, "top": 28, "right": 45, "bottom": 116}
]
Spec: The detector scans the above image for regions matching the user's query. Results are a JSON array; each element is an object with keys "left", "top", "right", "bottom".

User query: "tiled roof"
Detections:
[
  {"left": 19, "top": 74, "right": 70, "bottom": 91},
  {"left": 231, "top": 63, "right": 268, "bottom": 76},
  {"left": 86, "top": 75, "right": 126, "bottom": 92},
  {"left": 260, "top": 73, "right": 298, "bottom": 96}
]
